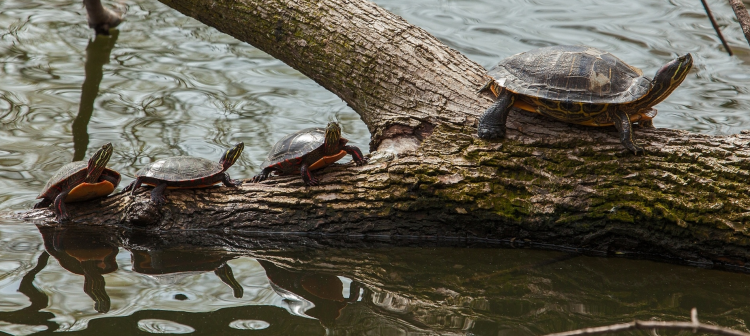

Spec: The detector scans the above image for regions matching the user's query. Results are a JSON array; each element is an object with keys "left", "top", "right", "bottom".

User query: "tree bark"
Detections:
[{"left": 23, "top": 0, "right": 750, "bottom": 268}]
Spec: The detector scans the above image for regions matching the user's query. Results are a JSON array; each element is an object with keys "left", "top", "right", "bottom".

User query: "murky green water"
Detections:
[{"left": 1, "top": 0, "right": 750, "bottom": 334}]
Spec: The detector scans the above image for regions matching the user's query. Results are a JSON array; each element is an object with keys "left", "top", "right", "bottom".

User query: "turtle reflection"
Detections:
[
  {"left": 130, "top": 249, "right": 244, "bottom": 298},
  {"left": 39, "top": 226, "right": 119, "bottom": 313},
  {"left": 257, "top": 260, "right": 362, "bottom": 329}
]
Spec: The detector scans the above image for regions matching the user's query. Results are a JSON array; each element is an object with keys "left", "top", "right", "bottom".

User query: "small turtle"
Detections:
[
  {"left": 83, "top": 0, "right": 122, "bottom": 36},
  {"left": 123, "top": 142, "right": 244, "bottom": 204},
  {"left": 477, "top": 45, "right": 693, "bottom": 154},
  {"left": 35, "top": 143, "right": 121, "bottom": 222},
  {"left": 252, "top": 122, "right": 367, "bottom": 186}
]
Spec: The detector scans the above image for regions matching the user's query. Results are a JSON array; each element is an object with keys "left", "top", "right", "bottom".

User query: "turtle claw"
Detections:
[
  {"left": 151, "top": 195, "right": 166, "bottom": 205},
  {"left": 150, "top": 184, "right": 168, "bottom": 205},
  {"left": 477, "top": 126, "right": 505, "bottom": 140},
  {"left": 252, "top": 168, "right": 274, "bottom": 183},
  {"left": 306, "top": 177, "right": 320, "bottom": 186},
  {"left": 354, "top": 157, "right": 368, "bottom": 166},
  {"left": 56, "top": 213, "right": 69, "bottom": 223},
  {"left": 122, "top": 182, "right": 133, "bottom": 193},
  {"left": 34, "top": 199, "right": 52, "bottom": 209}
]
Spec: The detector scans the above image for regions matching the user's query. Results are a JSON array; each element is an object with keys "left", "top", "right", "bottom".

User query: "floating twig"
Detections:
[
  {"left": 728, "top": 0, "right": 750, "bottom": 50},
  {"left": 702, "top": 0, "right": 733, "bottom": 55},
  {"left": 542, "top": 308, "right": 750, "bottom": 336}
]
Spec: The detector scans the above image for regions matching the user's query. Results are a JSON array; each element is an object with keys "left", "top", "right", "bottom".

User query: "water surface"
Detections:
[{"left": 1, "top": 0, "right": 750, "bottom": 334}]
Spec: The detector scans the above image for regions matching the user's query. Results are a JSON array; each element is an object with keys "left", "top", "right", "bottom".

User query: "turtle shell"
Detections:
[
  {"left": 489, "top": 45, "right": 652, "bottom": 104},
  {"left": 38, "top": 161, "right": 121, "bottom": 201},
  {"left": 260, "top": 127, "right": 327, "bottom": 170},
  {"left": 135, "top": 156, "right": 224, "bottom": 183}
]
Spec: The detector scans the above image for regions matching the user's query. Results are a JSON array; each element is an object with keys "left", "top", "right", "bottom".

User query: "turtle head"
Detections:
[
  {"left": 324, "top": 122, "right": 342, "bottom": 154},
  {"left": 219, "top": 142, "right": 244, "bottom": 171},
  {"left": 640, "top": 53, "right": 692, "bottom": 108},
  {"left": 85, "top": 143, "right": 113, "bottom": 183}
]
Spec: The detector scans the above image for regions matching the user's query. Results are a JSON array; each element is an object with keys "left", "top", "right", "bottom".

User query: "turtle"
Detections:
[
  {"left": 252, "top": 122, "right": 367, "bottom": 186},
  {"left": 122, "top": 142, "right": 244, "bottom": 205},
  {"left": 34, "top": 143, "right": 120, "bottom": 223},
  {"left": 83, "top": 0, "right": 123, "bottom": 36},
  {"left": 477, "top": 45, "right": 693, "bottom": 154}
]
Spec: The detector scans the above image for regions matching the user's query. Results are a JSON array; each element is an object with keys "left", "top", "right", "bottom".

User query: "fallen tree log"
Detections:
[{"left": 23, "top": 0, "right": 750, "bottom": 268}]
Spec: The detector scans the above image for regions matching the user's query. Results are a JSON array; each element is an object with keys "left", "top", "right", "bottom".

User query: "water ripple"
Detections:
[
  {"left": 228, "top": 319, "right": 271, "bottom": 330},
  {"left": 137, "top": 319, "right": 195, "bottom": 334}
]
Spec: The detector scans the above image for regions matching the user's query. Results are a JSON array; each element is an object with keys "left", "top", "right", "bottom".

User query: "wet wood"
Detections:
[
  {"left": 23, "top": 0, "right": 750, "bottom": 268},
  {"left": 729, "top": 0, "right": 750, "bottom": 48}
]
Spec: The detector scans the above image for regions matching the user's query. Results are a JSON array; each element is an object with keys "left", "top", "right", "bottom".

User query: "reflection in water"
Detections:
[
  {"left": 0, "top": 225, "right": 747, "bottom": 335},
  {"left": 73, "top": 32, "right": 119, "bottom": 161},
  {"left": 258, "top": 260, "right": 361, "bottom": 329},
  {"left": 39, "top": 226, "right": 119, "bottom": 313},
  {"left": 83, "top": 0, "right": 123, "bottom": 36},
  {"left": 130, "top": 248, "right": 244, "bottom": 298},
  {"left": 0, "top": 252, "right": 58, "bottom": 333}
]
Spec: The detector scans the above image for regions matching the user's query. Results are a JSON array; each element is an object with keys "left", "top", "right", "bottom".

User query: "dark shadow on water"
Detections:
[
  {"left": 73, "top": 31, "right": 119, "bottom": 161},
  {"left": 0, "top": 251, "right": 58, "bottom": 333}
]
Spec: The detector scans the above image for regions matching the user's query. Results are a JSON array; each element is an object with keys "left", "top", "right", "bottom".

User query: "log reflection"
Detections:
[{"left": 2, "top": 226, "right": 745, "bottom": 335}]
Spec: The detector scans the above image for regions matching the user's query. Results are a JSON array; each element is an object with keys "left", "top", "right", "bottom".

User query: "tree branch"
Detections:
[
  {"left": 543, "top": 309, "right": 750, "bottom": 336},
  {"left": 729, "top": 0, "right": 750, "bottom": 49},
  {"left": 701, "top": 0, "right": 733, "bottom": 55},
  {"left": 21, "top": 0, "right": 750, "bottom": 270}
]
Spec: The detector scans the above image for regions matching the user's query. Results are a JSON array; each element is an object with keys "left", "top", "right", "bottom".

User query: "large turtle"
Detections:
[
  {"left": 35, "top": 143, "right": 120, "bottom": 223},
  {"left": 477, "top": 45, "right": 693, "bottom": 154},
  {"left": 252, "top": 122, "right": 367, "bottom": 186},
  {"left": 122, "top": 142, "right": 244, "bottom": 204}
]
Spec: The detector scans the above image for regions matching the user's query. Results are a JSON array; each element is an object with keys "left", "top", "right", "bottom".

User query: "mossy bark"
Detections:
[{"left": 24, "top": 0, "right": 750, "bottom": 267}]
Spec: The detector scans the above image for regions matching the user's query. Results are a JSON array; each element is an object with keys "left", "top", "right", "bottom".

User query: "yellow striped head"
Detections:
[
  {"left": 324, "top": 122, "right": 342, "bottom": 155},
  {"left": 220, "top": 142, "right": 244, "bottom": 171},
  {"left": 85, "top": 143, "right": 113, "bottom": 183},
  {"left": 656, "top": 53, "right": 692, "bottom": 87},
  {"left": 642, "top": 53, "right": 692, "bottom": 108}
]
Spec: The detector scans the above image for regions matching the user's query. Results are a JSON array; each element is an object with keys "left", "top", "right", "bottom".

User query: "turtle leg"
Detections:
[
  {"left": 478, "top": 90, "right": 515, "bottom": 139},
  {"left": 252, "top": 167, "right": 277, "bottom": 183},
  {"left": 53, "top": 189, "right": 72, "bottom": 222},
  {"left": 300, "top": 163, "right": 319, "bottom": 186},
  {"left": 150, "top": 183, "right": 168, "bottom": 205},
  {"left": 34, "top": 198, "right": 52, "bottom": 209},
  {"left": 611, "top": 109, "right": 645, "bottom": 155},
  {"left": 122, "top": 178, "right": 143, "bottom": 195},
  {"left": 221, "top": 173, "right": 243, "bottom": 187},
  {"left": 343, "top": 145, "right": 368, "bottom": 165}
]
